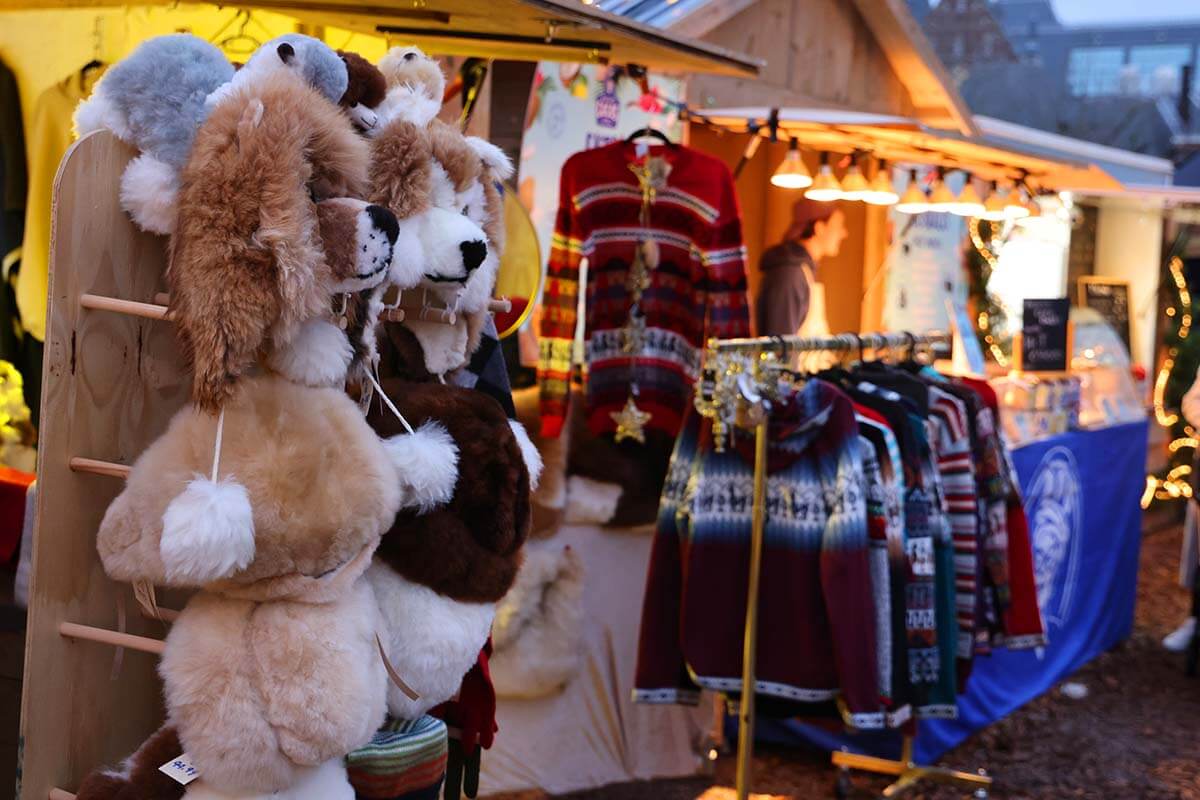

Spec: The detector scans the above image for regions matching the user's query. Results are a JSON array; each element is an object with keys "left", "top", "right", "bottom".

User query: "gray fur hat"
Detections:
[
  {"left": 246, "top": 34, "right": 348, "bottom": 104},
  {"left": 74, "top": 33, "right": 234, "bottom": 170}
]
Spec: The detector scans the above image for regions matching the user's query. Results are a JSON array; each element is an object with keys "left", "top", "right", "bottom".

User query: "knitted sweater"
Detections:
[
  {"left": 635, "top": 381, "right": 884, "bottom": 729},
  {"left": 537, "top": 142, "right": 750, "bottom": 439}
]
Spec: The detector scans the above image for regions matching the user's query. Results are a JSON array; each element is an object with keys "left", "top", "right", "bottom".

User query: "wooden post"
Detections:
[{"left": 735, "top": 417, "right": 770, "bottom": 800}]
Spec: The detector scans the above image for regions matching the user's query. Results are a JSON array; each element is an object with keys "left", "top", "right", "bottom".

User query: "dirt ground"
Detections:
[{"left": 495, "top": 520, "right": 1200, "bottom": 800}]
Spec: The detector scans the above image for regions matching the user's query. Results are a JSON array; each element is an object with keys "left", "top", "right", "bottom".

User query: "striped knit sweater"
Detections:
[
  {"left": 537, "top": 142, "right": 750, "bottom": 439},
  {"left": 635, "top": 380, "right": 884, "bottom": 729}
]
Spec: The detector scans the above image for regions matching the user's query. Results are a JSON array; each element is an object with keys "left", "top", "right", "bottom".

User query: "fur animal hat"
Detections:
[
  {"left": 73, "top": 34, "right": 235, "bottom": 235},
  {"left": 373, "top": 45, "right": 445, "bottom": 131},
  {"left": 365, "top": 320, "right": 540, "bottom": 720},
  {"left": 367, "top": 46, "right": 514, "bottom": 375},
  {"left": 338, "top": 49, "right": 388, "bottom": 133},
  {"left": 205, "top": 34, "right": 347, "bottom": 111},
  {"left": 169, "top": 65, "right": 369, "bottom": 413}
]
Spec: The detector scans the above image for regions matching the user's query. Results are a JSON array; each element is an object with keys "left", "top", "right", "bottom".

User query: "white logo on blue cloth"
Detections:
[{"left": 1025, "top": 446, "right": 1082, "bottom": 633}]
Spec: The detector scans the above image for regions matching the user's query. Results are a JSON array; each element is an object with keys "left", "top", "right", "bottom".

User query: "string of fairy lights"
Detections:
[
  {"left": 967, "top": 217, "right": 1011, "bottom": 368},
  {"left": 1143, "top": 255, "right": 1194, "bottom": 508}
]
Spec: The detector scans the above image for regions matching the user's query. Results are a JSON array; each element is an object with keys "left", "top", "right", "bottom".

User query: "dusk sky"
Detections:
[{"left": 1051, "top": 0, "right": 1200, "bottom": 24}]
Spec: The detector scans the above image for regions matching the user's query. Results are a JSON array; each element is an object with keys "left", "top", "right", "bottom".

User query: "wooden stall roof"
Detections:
[
  {"left": 847, "top": 0, "right": 975, "bottom": 136},
  {"left": 701, "top": 106, "right": 1124, "bottom": 192},
  {"left": 0, "top": 0, "right": 763, "bottom": 76}
]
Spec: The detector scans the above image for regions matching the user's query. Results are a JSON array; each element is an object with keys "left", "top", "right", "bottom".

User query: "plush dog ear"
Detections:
[{"left": 465, "top": 137, "right": 514, "bottom": 182}]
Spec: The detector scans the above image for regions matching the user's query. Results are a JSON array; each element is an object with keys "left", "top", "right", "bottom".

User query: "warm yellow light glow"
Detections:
[
  {"left": 981, "top": 185, "right": 1008, "bottom": 221},
  {"left": 840, "top": 164, "right": 870, "bottom": 201},
  {"left": 804, "top": 163, "right": 843, "bottom": 202},
  {"left": 862, "top": 164, "right": 899, "bottom": 205},
  {"left": 1004, "top": 190, "right": 1030, "bottom": 220},
  {"left": 928, "top": 175, "right": 956, "bottom": 212},
  {"left": 1145, "top": 255, "right": 1195, "bottom": 508},
  {"left": 895, "top": 170, "right": 929, "bottom": 214},
  {"left": 949, "top": 178, "right": 986, "bottom": 217},
  {"left": 770, "top": 140, "right": 812, "bottom": 190}
]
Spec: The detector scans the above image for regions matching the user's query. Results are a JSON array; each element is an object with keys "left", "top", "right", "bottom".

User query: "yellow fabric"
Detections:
[{"left": 16, "top": 70, "right": 92, "bottom": 341}]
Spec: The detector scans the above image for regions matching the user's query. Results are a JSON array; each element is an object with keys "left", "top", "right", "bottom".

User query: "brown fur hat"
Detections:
[
  {"left": 168, "top": 67, "right": 369, "bottom": 412},
  {"left": 75, "top": 726, "right": 186, "bottom": 800},
  {"left": 369, "top": 323, "right": 530, "bottom": 602},
  {"left": 338, "top": 49, "right": 387, "bottom": 133},
  {"left": 338, "top": 50, "right": 386, "bottom": 110},
  {"left": 98, "top": 374, "right": 400, "bottom": 591}
]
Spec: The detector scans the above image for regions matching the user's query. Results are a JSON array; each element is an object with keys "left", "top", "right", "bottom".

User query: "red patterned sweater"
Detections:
[{"left": 537, "top": 142, "right": 750, "bottom": 439}]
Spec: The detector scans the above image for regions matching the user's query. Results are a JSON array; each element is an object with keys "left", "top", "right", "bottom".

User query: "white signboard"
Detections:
[{"left": 882, "top": 209, "right": 968, "bottom": 333}]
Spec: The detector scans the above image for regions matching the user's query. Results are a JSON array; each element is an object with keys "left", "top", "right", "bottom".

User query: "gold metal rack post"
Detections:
[{"left": 703, "top": 331, "right": 990, "bottom": 800}]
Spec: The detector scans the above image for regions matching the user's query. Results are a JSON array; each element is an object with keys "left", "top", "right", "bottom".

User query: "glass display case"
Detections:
[{"left": 991, "top": 308, "right": 1144, "bottom": 447}]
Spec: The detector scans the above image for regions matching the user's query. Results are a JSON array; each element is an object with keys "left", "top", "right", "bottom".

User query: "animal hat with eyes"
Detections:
[
  {"left": 75, "top": 34, "right": 388, "bottom": 235},
  {"left": 354, "top": 48, "right": 539, "bottom": 734}
]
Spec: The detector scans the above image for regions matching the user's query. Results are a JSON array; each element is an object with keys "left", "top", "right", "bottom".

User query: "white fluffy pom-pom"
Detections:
[
  {"left": 384, "top": 421, "right": 459, "bottom": 512},
  {"left": 73, "top": 88, "right": 132, "bottom": 141},
  {"left": 160, "top": 477, "right": 255, "bottom": 585},
  {"left": 508, "top": 419, "right": 543, "bottom": 491},
  {"left": 119, "top": 154, "right": 179, "bottom": 235},
  {"left": 264, "top": 318, "right": 353, "bottom": 388}
]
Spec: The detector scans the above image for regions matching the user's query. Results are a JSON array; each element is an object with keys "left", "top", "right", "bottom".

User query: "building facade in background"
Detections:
[{"left": 912, "top": 0, "right": 1200, "bottom": 171}]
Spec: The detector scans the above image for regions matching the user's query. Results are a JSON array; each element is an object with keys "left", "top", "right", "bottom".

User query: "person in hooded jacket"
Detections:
[{"left": 755, "top": 198, "right": 847, "bottom": 337}]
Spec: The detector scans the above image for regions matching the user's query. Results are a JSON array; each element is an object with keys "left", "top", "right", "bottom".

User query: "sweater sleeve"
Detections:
[
  {"left": 701, "top": 165, "right": 750, "bottom": 341},
  {"left": 819, "top": 398, "right": 882, "bottom": 729},
  {"left": 634, "top": 408, "right": 704, "bottom": 705},
  {"left": 537, "top": 161, "right": 582, "bottom": 438}
]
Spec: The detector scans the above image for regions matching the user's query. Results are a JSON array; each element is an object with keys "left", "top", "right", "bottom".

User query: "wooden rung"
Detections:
[
  {"left": 69, "top": 457, "right": 131, "bottom": 479},
  {"left": 80, "top": 293, "right": 172, "bottom": 322},
  {"left": 49, "top": 789, "right": 75, "bottom": 800},
  {"left": 59, "top": 621, "right": 165, "bottom": 655},
  {"left": 140, "top": 606, "right": 180, "bottom": 623},
  {"left": 392, "top": 304, "right": 456, "bottom": 325},
  {"left": 489, "top": 297, "right": 512, "bottom": 313}
]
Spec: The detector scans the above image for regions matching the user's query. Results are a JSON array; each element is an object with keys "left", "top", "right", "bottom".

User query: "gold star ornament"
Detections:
[{"left": 611, "top": 396, "right": 652, "bottom": 444}]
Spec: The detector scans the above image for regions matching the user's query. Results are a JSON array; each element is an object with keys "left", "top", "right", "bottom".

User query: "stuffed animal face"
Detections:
[
  {"left": 338, "top": 49, "right": 387, "bottom": 133},
  {"left": 206, "top": 34, "right": 348, "bottom": 111},
  {"left": 368, "top": 117, "right": 492, "bottom": 297},
  {"left": 422, "top": 120, "right": 514, "bottom": 315},
  {"left": 372, "top": 45, "right": 445, "bottom": 130},
  {"left": 317, "top": 197, "right": 399, "bottom": 293}
]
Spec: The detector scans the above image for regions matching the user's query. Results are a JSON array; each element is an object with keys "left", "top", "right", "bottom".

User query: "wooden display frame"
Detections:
[
  {"left": 17, "top": 128, "right": 503, "bottom": 800},
  {"left": 18, "top": 131, "right": 192, "bottom": 800}
]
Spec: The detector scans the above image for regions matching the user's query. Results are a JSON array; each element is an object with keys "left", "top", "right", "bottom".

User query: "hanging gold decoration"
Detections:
[{"left": 611, "top": 396, "right": 652, "bottom": 444}]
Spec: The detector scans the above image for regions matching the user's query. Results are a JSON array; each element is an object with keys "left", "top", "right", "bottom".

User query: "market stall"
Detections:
[{"left": 0, "top": 6, "right": 764, "bottom": 800}]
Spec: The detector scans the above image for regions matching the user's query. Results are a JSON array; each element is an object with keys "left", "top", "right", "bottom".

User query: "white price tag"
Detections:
[{"left": 159, "top": 754, "right": 200, "bottom": 785}]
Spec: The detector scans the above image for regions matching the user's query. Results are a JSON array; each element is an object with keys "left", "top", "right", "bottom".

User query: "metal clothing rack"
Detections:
[{"left": 699, "top": 330, "right": 992, "bottom": 800}]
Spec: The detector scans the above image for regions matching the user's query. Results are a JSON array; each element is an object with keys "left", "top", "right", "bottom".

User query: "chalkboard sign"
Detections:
[
  {"left": 1078, "top": 277, "right": 1131, "bottom": 356},
  {"left": 1021, "top": 298, "right": 1071, "bottom": 372}
]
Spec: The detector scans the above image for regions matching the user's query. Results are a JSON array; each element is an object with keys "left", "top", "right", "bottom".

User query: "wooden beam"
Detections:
[{"left": 847, "top": 0, "right": 976, "bottom": 136}]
